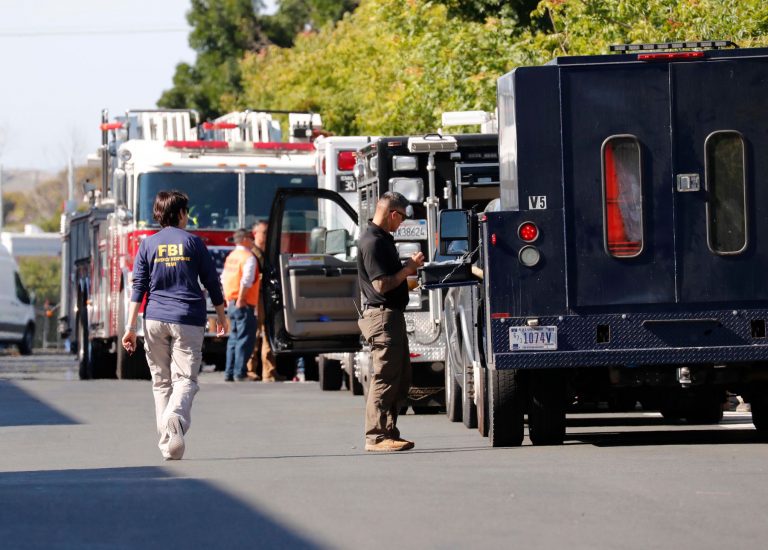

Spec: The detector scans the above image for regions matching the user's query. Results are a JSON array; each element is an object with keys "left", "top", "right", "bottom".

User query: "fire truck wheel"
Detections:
[
  {"left": 318, "top": 356, "right": 343, "bottom": 391},
  {"left": 345, "top": 361, "right": 364, "bottom": 395},
  {"left": 117, "top": 340, "right": 150, "bottom": 380},
  {"left": 18, "top": 324, "right": 34, "bottom": 355},
  {"left": 528, "top": 370, "right": 567, "bottom": 446},
  {"left": 476, "top": 368, "right": 489, "bottom": 437},
  {"left": 488, "top": 369, "right": 525, "bottom": 447}
]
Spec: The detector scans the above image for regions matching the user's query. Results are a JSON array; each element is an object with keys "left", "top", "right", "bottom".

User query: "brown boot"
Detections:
[{"left": 364, "top": 438, "right": 414, "bottom": 452}]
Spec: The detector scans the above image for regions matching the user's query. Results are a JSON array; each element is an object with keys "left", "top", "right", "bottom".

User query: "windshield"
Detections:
[
  {"left": 245, "top": 173, "right": 317, "bottom": 227},
  {"left": 137, "top": 172, "right": 239, "bottom": 229}
]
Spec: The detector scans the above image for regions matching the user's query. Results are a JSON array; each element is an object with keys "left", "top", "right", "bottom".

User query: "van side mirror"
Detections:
[
  {"left": 325, "top": 228, "right": 350, "bottom": 256},
  {"left": 438, "top": 209, "right": 470, "bottom": 256}
]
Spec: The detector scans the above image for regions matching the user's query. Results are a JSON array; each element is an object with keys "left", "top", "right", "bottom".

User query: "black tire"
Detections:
[
  {"left": 17, "top": 324, "right": 34, "bottom": 355},
  {"left": 348, "top": 368, "right": 364, "bottom": 395},
  {"left": 117, "top": 337, "right": 150, "bottom": 379},
  {"left": 476, "top": 367, "right": 489, "bottom": 437},
  {"left": 488, "top": 369, "right": 525, "bottom": 447},
  {"left": 318, "top": 356, "right": 344, "bottom": 391},
  {"left": 77, "top": 311, "right": 93, "bottom": 380},
  {"left": 751, "top": 395, "right": 768, "bottom": 431},
  {"left": 91, "top": 339, "right": 117, "bottom": 379},
  {"left": 528, "top": 370, "right": 567, "bottom": 446},
  {"left": 684, "top": 392, "right": 725, "bottom": 425}
]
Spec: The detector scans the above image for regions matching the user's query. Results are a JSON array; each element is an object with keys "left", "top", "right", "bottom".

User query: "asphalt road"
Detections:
[{"left": 1, "top": 352, "right": 767, "bottom": 550}]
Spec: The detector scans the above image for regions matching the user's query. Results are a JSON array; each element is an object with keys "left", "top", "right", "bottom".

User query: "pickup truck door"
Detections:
[{"left": 263, "top": 187, "right": 361, "bottom": 354}]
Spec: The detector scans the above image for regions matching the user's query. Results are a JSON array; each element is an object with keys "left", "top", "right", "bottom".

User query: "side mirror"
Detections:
[
  {"left": 325, "top": 228, "right": 350, "bottom": 256},
  {"left": 113, "top": 168, "right": 127, "bottom": 205},
  {"left": 438, "top": 209, "right": 470, "bottom": 256},
  {"left": 28, "top": 290, "right": 36, "bottom": 306}
]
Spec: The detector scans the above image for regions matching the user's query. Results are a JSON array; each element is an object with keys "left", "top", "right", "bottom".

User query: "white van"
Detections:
[{"left": 0, "top": 243, "right": 35, "bottom": 354}]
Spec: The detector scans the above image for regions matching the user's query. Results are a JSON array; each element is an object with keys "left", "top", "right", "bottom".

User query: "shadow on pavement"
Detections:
[
  {"left": 0, "top": 381, "right": 78, "bottom": 427},
  {"left": 566, "top": 428, "right": 768, "bottom": 447},
  {"left": 0, "top": 466, "right": 321, "bottom": 549}
]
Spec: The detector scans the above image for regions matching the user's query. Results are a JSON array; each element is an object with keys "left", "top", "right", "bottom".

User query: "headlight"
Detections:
[{"left": 390, "top": 178, "right": 423, "bottom": 202}]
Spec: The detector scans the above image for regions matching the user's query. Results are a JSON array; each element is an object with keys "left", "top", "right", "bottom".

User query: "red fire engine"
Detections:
[{"left": 59, "top": 109, "right": 321, "bottom": 379}]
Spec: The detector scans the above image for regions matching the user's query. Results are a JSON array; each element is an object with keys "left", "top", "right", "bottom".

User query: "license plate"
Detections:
[
  {"left": 394, "top": 219, "right": 427, "bottom": 240},
  {"left": 509, "top": 326, "right": 557, "bottom": 351}
]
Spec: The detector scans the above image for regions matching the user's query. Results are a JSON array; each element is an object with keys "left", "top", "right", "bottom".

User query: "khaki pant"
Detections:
[
  {"left": 247, "top": 293, "right": 277, "bottom": 380},
  {"left": 144, "top": 320, "right": 203, "bottom": 456},
  {"left": 358, "top": 307, "right": 411, "bottom": 444}
]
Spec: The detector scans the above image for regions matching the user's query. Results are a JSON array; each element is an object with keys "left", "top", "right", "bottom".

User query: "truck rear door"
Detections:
[
  {"left": 562, "top": 63, "right": 676, "bottom": 307},
  {"left": 672, "top": 57, "right": 768, "bottom": 303}
]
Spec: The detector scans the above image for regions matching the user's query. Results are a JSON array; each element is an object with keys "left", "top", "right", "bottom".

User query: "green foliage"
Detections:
[
  {"left": 528, "top": 0, "right": 768, "bottom": 57},
  {"left": 264, "top": 0, "right": 360, "bottom": 47},
  {"left": 233, "top": 0, "right": 768, "bottom": 138},
  {"left": 17, "top": 257, "right": 60, "bottom": 305},
  {"left": 159, "top": 0, "right": 268, "bottom": 119},
  {"left": 237, "top": 0, "right": 523, "bottom": 136},
  {"left": 159, "top": 0, "right": 360, "bottom": 119}
]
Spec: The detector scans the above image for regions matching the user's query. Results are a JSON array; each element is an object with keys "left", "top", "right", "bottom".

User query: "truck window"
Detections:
[
  {"left": 602, "top": 135, "right": 643, "bottom": 258},
  {"left": 137, "top": 172, "right": 238, "bottom": 230},
  {"left": 705, "top": 131, "right": 747, "bottom": 254},
  {"left": 244, "top": 173, "right": 317, "bottom": 227}
]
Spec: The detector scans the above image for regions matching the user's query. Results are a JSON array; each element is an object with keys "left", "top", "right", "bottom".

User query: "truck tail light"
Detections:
[
  {"left": 638, "top": 51, "right": 704, "bottom": 61},
  {"left": 518, "top": 222, "right": 539, "bottom": 242},
  {"left": 337, "top": 151, "right": 356, "bottom": 171}
]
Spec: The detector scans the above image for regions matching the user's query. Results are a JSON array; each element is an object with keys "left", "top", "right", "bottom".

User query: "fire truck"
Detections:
[
  {"left": 424, "top": 41, "right": 768, "bottom": 445},
  {"left": 261, "top": 114, "right": 499, "bottom": 412},
  {"left": 59, "top": 108, "right": 321, "bottom": 380}
]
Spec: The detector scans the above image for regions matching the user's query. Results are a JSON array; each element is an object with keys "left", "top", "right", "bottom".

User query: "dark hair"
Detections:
[
  {"left": 380, "top": 191, "right": 409, "bottom": 212},
  {"left": 153, "top": 190, "right": 189, "bottom": 227}
]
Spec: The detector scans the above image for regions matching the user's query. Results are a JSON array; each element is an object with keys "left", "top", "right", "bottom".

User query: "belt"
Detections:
[{"left": 364, "top": 304, "right": 386, "bottom": 310}]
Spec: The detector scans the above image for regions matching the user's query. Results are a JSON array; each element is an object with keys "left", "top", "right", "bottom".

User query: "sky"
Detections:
[{"left": 0, "top": 0, "right": 275, "bottom": 173}]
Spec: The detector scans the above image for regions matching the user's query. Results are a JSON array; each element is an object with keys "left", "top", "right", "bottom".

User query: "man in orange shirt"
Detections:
[{"left": 221, "top": 228, "right": 260, "bottom": 382}]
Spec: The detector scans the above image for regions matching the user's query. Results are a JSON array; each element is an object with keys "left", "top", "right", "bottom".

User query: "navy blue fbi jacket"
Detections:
[{"left": 131, "top": 226, "right": 225, "bottom": 327}]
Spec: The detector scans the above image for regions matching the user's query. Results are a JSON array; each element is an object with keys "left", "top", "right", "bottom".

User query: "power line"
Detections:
[{"left": 0, "top": 28, "right": 189, "bottom": 38}]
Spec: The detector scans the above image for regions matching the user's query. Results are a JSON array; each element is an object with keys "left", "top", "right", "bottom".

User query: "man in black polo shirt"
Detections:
[{"left": 358, "top": 191, "right": 424, "bottom": 452}]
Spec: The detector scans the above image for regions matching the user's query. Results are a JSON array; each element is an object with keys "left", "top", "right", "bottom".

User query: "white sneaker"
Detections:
[{"left": 165, "top": 416, "right": 185, "bottom": 460}]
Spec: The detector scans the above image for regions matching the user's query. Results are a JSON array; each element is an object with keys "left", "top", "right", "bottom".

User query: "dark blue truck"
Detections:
[{"left": 426, "top": 42, "right": 768, "bottom": 446}]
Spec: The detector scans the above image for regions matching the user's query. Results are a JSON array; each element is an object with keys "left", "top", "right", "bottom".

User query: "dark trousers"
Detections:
[
  {"left": 358, "top": 307, "right": 412, "bottom": 443},
  {"left": 225, "top": 303, "right": 256, "bottom": 380}
]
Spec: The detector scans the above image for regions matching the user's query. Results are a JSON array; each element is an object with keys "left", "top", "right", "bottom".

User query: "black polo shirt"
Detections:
[{"left": 357, "top": 221, "right": 408, "bottom": 311}]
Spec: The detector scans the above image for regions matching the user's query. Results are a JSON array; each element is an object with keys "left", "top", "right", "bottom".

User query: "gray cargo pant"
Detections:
[
  {"left": 144, "top": 320, "right": 204, "bottom": 456},
  {"left": 358, "top": 307, "right": 412, "bottom": 444}
]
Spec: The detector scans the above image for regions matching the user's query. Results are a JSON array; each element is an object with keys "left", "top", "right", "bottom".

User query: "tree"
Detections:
[
  {"left": 158, "top": 0, "right": 269, "bottom": 120},
  {"left": 237, "top": 0, "right": 523, "bottom": 136}
]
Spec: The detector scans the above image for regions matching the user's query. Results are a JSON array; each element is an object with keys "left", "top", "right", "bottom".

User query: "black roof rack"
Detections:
[{"left": 610, "top": 40, "right": 739, "bottom": 53}]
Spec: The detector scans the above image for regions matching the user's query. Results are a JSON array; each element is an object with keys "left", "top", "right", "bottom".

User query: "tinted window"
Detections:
[
  {"left": 245, "top": 173, "right": 317, "bottom": 227},
  {"left": 602, "top": 136, "right": 643, "bottom": 258},
  {"left": 706, "top": 131, "right": 747, "bottom": 254},
  {"left": 137, "top": 172, "right": 238, "bottom": 229}
]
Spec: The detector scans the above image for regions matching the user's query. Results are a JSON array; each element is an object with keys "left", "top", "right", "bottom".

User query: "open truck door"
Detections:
[{"left": 263, "top": 187, "right": 361, "bottom": 355}]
